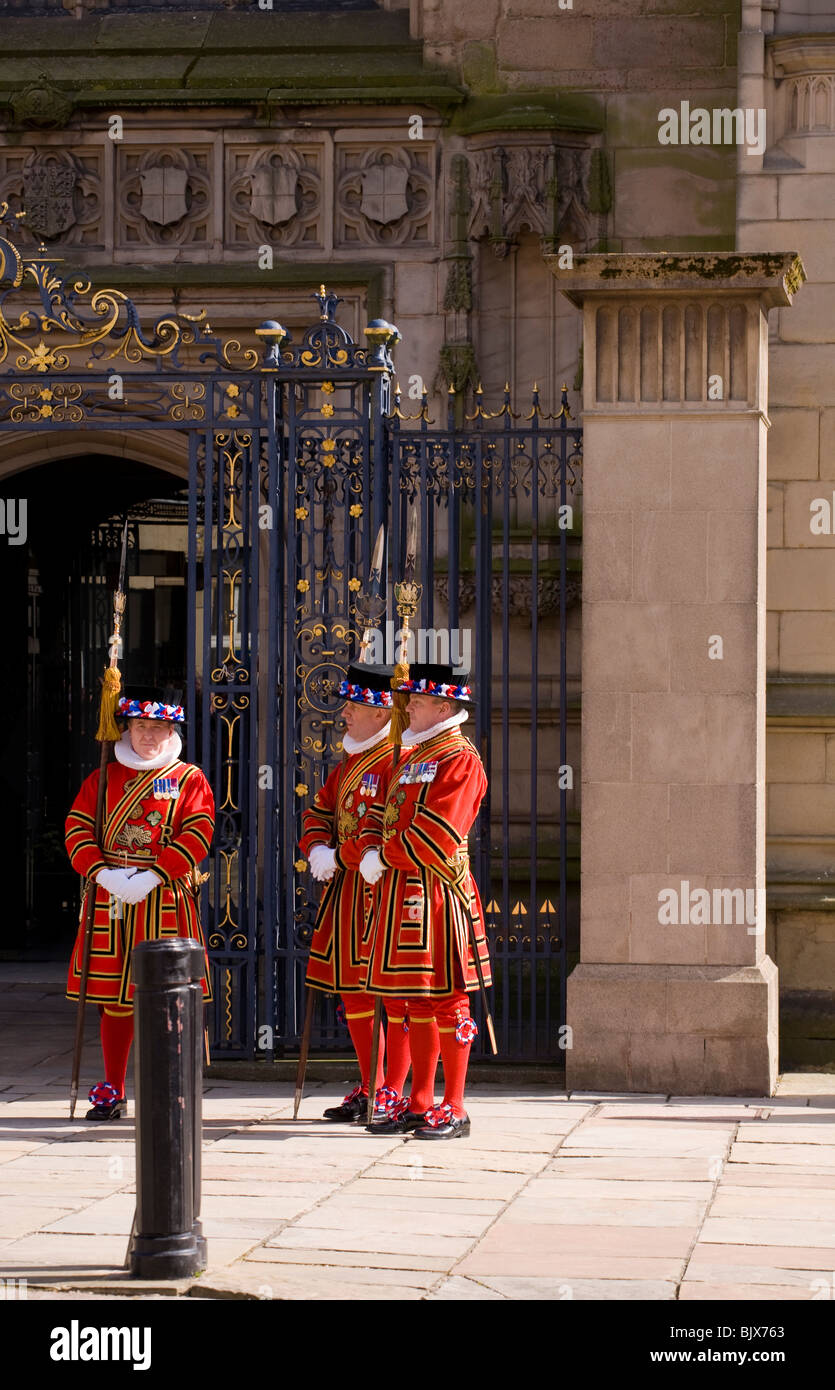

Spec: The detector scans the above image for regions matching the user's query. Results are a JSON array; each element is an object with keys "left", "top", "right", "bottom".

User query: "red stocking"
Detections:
[
  {"left": 404, "top": 998, "right": 440, "bottom": 1114},
  {"left": 382, "top": 999, "right": 411, "bottom": 1097},
  {"left": 342, "top": 991, "right": 384, "bottom": 1094},
  {"left": 100, "top": 1007, "right": 135, "bottom": 1101},
  {"left": 435, "top": 991, "right": 474, "bottom": 1119}
]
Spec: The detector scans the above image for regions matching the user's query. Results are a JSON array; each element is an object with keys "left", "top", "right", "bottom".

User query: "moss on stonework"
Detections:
[
  {"left": 460, "top": 41, "right": 504, "bottom": 96},
  {"left": 0, "top": 9, "right": 464, "bottom": 114},
  {"left": 453, "top": 92, "right": 604, "bottom": 135}
]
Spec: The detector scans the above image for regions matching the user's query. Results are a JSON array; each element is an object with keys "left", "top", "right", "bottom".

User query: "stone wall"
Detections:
[{"left": 736, "top": 6, "right": 835, "bottom": 1066}]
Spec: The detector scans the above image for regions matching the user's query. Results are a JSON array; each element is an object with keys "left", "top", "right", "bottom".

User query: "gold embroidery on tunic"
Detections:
[
  {"left": 114, "top": 823, "right": 152, "bottom": 852},
  {"left": 337, "top": 805, "right": 359, "bottom": 841}
]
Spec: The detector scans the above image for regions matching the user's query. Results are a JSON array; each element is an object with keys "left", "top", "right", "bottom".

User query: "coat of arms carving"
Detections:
[
  {"left": 359, "top": 161, "right": 409, "bottom": 226},
  {"left": 139, "top": 166, "right": 189, "bottom": 227},
  {"left": 248, "top": 162, "right": 298, "bottom": 226},
  {"left": 23, "top": 162, "right": 77, "bottom": 239}
]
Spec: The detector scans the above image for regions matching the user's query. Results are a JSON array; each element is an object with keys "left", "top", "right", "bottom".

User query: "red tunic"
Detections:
[
  {"left": 66, "top": 757, "right": 215, "bottom": 1007},
  {"left": 363, "top": 726, "right": 492, "bottom": 997},
  {"left": 300, "top": 739, "right": 394, "bottom": 994}
]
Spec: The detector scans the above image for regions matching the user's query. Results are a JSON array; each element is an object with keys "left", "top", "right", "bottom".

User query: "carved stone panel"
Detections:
[
  {"left": 118, "top": 147, "right": 211, "bottom": 247},
  {"left": 466, "top": 139, "right": 607, "bottom": 257},
  {"left": 226, "top": 144, "right": 322, "bottom": 248},
  {"left": 0, "top": 148, "right": 103, "bottom": 247},
  {"left": 335, "top": 145, "right": 433, "bottom": 247}
]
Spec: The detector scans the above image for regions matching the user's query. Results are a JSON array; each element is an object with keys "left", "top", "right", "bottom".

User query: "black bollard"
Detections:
[{"left": 129, "top": 939, "right": 206, "bottom": 1279}]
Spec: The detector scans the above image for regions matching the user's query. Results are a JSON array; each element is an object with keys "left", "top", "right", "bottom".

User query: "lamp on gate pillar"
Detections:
[{"left": 255, "top": 319, "right": 288, "bottom": 369}]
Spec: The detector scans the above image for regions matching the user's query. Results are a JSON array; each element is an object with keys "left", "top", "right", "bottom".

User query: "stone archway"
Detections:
[{"left": 1, "top": 432, "right": 191, "bottom": 954}]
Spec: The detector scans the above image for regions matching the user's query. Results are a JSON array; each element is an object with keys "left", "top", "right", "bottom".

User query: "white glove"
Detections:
[
  {"left": 96, "top": 868, "right": 127, "bottom": 896},
  {"left": 308, "top": 845, "right": 337, "bottom": 882},
  {"left": 117, "top": 869, "right": 162, "bottom": 905},
  {"left": 359, "top": 849, "right": 384, "bottom": 885}
]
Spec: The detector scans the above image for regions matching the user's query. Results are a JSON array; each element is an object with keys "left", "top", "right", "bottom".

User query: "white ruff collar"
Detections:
[
  {"left": 342, "top": 721, "right": 391, "bottom": 757},
  {"left": 400, "top": 709, "right": 468, "bottom": 748},
  {"left": 114, "top": 728, "right": 184, "bottom": 770}
]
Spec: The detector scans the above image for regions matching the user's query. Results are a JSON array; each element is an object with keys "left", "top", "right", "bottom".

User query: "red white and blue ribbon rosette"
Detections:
[
  {"left": 396, "top": 678, "right": 471, "bottom": 702},
  {"left": 455, "top": 1015, "right": 478, "bottom": 1045},
  {"left": 373, "top": 1085, "right": 400, "bottom": 1116},
  {"left": 88, "top": 1082, "right": 120, "bottom": 1109},
  {"left": 117, "top": 698, "right": 185, "bottom": 722},
  {"left": 337, "top": 680, "right": 393, "bottom": 708},
  {"left": 424, "top": 1102, "right": 455, "bottom": 1128}
]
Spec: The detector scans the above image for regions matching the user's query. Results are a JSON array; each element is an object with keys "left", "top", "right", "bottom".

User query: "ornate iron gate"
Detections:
[{"left": 1, "top": 231, "right": 580, "bottom": 1063}]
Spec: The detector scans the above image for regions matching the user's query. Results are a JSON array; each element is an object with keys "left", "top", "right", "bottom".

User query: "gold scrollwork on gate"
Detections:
[
  {"left": 211, "top": 569, "right": 247, "bottom": 681},
  {"left": 216, "top": 848, "right": 240, "bottom": 932},
  {"left": 170, "top": 381, "right": 207, "bottom": 422},
  {"left": 9, "top": 381, "right": 83, "bottom": 422}
]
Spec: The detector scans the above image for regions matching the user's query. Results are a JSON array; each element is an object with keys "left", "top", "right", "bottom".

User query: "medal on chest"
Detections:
[
  {"left": 152, "top": 775, "right": 180, "bottom": 800},
  {"left": 359, "top": 772, "right": 380, "bottom": 798},
  {"left": 399, "top": 760, "right": 438, "bottom": 786}
]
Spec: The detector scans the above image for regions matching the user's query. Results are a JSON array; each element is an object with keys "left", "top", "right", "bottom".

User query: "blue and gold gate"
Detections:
[{"left": 0, "top": 221, "right": 580, "bottom": 1063}]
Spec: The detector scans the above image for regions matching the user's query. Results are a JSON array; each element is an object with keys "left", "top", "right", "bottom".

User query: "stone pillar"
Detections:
[{"left": 552, "top": 253, "right": 805, "bottom": 1096}]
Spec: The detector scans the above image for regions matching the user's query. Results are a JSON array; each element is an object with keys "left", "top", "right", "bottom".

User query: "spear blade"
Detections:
[
  {"left": 368, "top": 523, "right": 385, "bottom": 598},
  {"left": 356, "top": 524, "right": 387, "bottom": 663},
  {"left": 404, "top": 506, "right": 418, "bottom": 586}
]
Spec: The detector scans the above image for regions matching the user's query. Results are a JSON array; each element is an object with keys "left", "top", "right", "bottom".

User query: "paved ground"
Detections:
[{"left": 2, "top": 969, "right": 835, "bottom": 1301}]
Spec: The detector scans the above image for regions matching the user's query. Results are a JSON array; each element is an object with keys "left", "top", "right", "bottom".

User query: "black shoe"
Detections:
[
  {"left": 366, "top": 1110, "right": 427, "bottom": 1136},
  {"left": 85, "top": 1097, "right": 127, "bottom": 1122},
  {"left": 323, "top": 1089, "right": 368, "bottom": 1123},
  {"left": 413, "top": 1113, "right": 471, "bottom": 1141}
]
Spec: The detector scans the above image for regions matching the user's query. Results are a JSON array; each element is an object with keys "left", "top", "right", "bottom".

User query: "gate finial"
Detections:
[{"left": 314, "top": 284, "right": 342, "bottom": 323}]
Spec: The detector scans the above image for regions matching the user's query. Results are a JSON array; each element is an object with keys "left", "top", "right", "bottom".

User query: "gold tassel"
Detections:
[
  {"left": 95, "top": 665, "right": 123, "bottom": 742},
  {"left": 388, "top": 662, "right": 410, "bottom": 745}
]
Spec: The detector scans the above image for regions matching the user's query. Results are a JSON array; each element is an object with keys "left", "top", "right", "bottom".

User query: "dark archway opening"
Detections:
[{"left": 2, "top": 454, "right": 189, "bottom": 957}]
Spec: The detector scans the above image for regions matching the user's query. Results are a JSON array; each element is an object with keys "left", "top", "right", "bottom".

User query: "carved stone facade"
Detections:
[
  {"left": 0, "top": 148, "right": 102, "bottom": 245},
  {"left": 118, "top": 147, "right": 212, "bottom": 247},
  {"left": 227, "top": 144, "right": 322, "bottom": 249},
  {"left": 335, "top": 144, "right": 434, "bottom": 247}
]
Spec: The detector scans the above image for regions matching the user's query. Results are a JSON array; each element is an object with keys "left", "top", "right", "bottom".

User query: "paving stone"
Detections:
[
  {"left": 729, "top": 1142, "right": 835, "bottom": 1168},
  {"left": 201, "top": 1180, "right": 337, "bottom": 1200},
  {"left": 546, "top": 1156, "right": 721, "bottom": 1180},
  {"left": 0, "top": 1232, "right": 131, "bottom": 1271},
  {"left": 734, "top": 1122, "right": 835, "bottom": 1145},
  {"left": 0, "top": 1206, "right": 84, "bottom": 1239},
  {"left": 358, "top": 1167, "right": 528, "bottom": 1197},
  {"left": 467, "top": 1275, "right": 679, "bottom": 1300},
  {"left": 328, "top": 1191, "right": 505, "bottom": 1216},
  {"left": 192, "top": 1267, "right": 425, "bottom": 1301},
  {"left": 456, "top": 1247, "right": 686, "bottom": 1280},
  {"left": 266, "top": 1226, "right": 473, "bottom": 1258},
  {"left": 710, "top": 1191, "right": 835, "bottom": 1220},
  {"left": 242, "top": 1245, "right": 451, "bottom": 1273},
  {"left": 528, "top": 1177, "right": 714, "bottom": 1199},
  {"left": 291, "top": 1204, "right": 491, "bottom": 1239},
  {"left": 679, "top": 1282, "right": 815, "bottom": 1300},
  {"left": 459, "top": 1219, "right": 694, "bottom": 1272},
  {"left": 776, "top": 1073, "right": 835, "bottom": 1095},
  {"left": 700, "top": 1215, "right": 835, "bottom": 1248},
  {"left": 507, "top": 1197, "right": 707, "bottom": 1227},
  {"left": 683, "top": 1260, "right": 835, "bottom": 1290},
  {"left": 382, "top": 1145, "right": 547, "bottom": 1174},
  {"left": 720, "top": 1167, "right": 835, "bottom": 1189},
  {"left": 689, "top": 1240, "right": 835, "bottom": 1271},
  {"left": 426, "top": 1274, "right": 507, "bottom": 1300}
]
